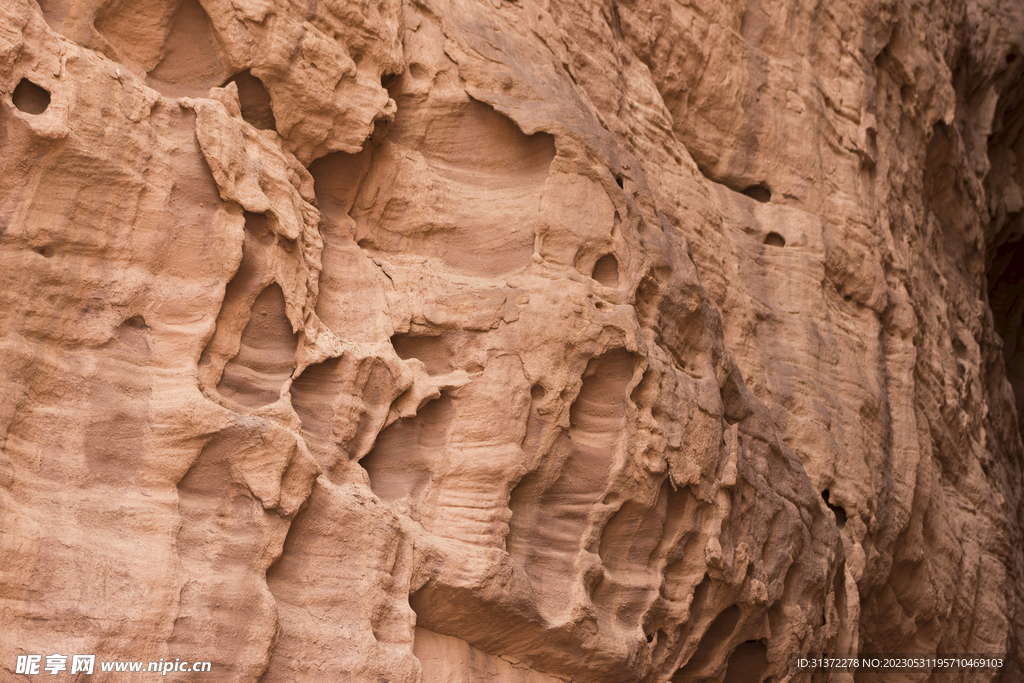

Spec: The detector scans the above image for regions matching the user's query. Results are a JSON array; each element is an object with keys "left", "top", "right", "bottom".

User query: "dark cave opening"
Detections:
[
  {"left": 742, "top": 184, "right": 771, "bottom": 203},
  {"left": 988, "top": 221, "right": 1024, "bottom": 422},
  {"left": 224, "top": 70, "right": 277, "bottom": 131},
  {"left": 13, "top": 79, "right": 50, "bottom": 115},
  {"left": 984, "top": 49, "right": 1024, "bottom": 434},
  {"left": 821, "top": 489, "right": 847, "bottom": 529}
]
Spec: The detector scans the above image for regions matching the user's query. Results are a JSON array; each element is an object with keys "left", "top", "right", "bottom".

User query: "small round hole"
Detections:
[
  {"left": 13, "top": 78, "right": 51, "bottom": 115},
  {"left": 844, "top": 294, "right": 853, "bottom": 303},
  {"left": 742, "top": 184, "right": 771, "bottom": 203},
  {"left": 33, "top": 245, "right": 54, "bottom": 258},
  {"left": 764, "top": 232, "right": 786, "bottom": 247},
  {"left": 530, "top": 384, "right": 546, "bottom": 401}
]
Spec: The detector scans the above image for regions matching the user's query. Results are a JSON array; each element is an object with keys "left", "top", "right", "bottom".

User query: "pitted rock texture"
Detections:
[{"left": 0, "top": 0, "right": 1022, "bottom": 682}]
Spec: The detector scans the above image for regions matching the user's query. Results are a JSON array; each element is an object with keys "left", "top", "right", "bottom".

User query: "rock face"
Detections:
[{"left": 0, "top": 0, "right": 1022, "bottom": 681}]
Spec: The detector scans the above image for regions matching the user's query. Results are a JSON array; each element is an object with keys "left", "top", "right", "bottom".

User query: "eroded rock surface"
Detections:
[{"left": 0, "top": 0, "right": 1021, "bottom": 681}]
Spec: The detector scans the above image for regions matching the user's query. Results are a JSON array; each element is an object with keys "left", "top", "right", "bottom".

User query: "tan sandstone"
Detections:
[{"left": 0, "top": 0, "right": 1022, "bottom": 681}]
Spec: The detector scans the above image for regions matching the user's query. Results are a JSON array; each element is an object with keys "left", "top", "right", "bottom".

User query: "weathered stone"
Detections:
[{"left": 0, "top": 0, "right": 1021, "bottom": 681}]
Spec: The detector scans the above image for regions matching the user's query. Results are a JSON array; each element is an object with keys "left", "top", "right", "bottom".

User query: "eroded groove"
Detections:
[
  {"left": 360, "top": 393, "right": 453, "bottom": 503},
  {"left": 591, "top": 478, "right": 670, "bottom": 626},
  {"left": 172, "top": 430, "right": 276, "bottom": 679},
  {"left": 350, "top": 58, "right": 556, "bottom": 276},
  {"left": 290, "top": 355, "right": 399, "bottom": 467},
  {"left": 216, "top": 283, "right": 297, "bottom": 408},
  {"left": 671, "top": 604, "right": 742, "bottom": 680},
  {"left": 506, "top": 348, "right": 636, "bottom": 613}
]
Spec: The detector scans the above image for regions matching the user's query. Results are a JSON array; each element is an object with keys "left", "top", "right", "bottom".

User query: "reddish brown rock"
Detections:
[{"left": 0, "top": 0, "right": 1021, "bottom": 681}]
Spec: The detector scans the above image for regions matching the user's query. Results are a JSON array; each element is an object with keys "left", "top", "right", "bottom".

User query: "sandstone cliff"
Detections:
[{"left": 0, "top": 0, "right": 1022, "bottom": 681}]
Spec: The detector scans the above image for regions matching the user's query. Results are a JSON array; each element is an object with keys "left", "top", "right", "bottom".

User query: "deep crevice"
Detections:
[
  {"left": 821, "top": 489, "right": 847, "bottom": 529},
  {"left": 671, "top": 604, "right": 743, "bottom": 680}
]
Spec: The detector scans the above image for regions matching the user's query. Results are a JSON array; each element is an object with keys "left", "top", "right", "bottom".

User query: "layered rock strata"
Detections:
[{"left": 0, "top": 0, "right": 1022, "bottom": 681}]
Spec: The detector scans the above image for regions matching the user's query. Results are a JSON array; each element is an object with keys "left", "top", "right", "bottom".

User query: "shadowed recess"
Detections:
[
  {"left": 506, "top": 348, "right": 636, "bottom": 614},
  {"left": 764, "top": 231, "right": 786, "bottom": 247},
  {"left": 592, "top": 253, "right": 620, "bottom": 288},
  {"left": 290, "top": 356, "right": 346, "bottom": 450},
  {"left": 821, "top": 489, "right": 847, "bottom": 529},
  {"left": 391, "top": 334, "right": 453, "bottom": 376},
  {"left": 360, "top": 393, "right": 453, "bottom": 502},
  {"left": 988, "top": 230, "right": 1024, "bottom": 424},
  {"left": 591, "top": 478, "right": 673, "bottom": 626},
  {"left": 722, "top": 640, "right": 769, "bottom": 683},
  {"left": 308, "top": 147, "right": 373, "bottom": 229},
  {"left": 216, "top": 283, "right": 298, "bottom": 408},
  {"left": 13, "top": 79, "right": 50, "bottom": 115},
  {"left": 671, "top": 604, "right": 742, "bottom": 680},
  {"left": 742, "top": 184, "right": 771, "bottom": 203},
  {"left": 291, "top": 356, "right": 398, "bottom": 465},
  {"left": 226, "top": 70, "right": 277, "bottom": 131}
]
